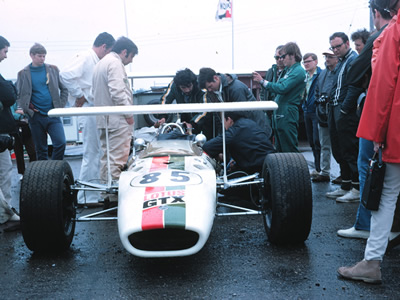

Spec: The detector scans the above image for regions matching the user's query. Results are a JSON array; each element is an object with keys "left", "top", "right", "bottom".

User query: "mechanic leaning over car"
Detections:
[
  {"left": 198, "top": 67, "right": 273, "bottom": 141},
  {"left": 202, "top": 111, "right": 276, "bottom": 175},
  {"left": 156, "top": 68, "right": 215, "bottom": 140}
]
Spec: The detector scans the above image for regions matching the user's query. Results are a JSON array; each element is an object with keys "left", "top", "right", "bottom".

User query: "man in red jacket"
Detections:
[{"left": 338, "top": 0, "right": 400, "bottom": 284}]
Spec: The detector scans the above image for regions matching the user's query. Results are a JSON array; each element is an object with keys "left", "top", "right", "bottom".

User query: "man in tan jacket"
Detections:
[{"left": 92, "top": 36, "right": 138, "bottom": 183}]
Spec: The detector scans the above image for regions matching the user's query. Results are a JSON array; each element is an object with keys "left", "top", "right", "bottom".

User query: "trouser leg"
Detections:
[
  {"left": 100, "top": 125, "right": 133, "bottom": 182},
  {"left": 78, "top": 116, "right": 102, "bottom": 204},
  {"left": 337, "top": 110, "right": 360, "bottom": 190},
  {"left": 318, "top": 124, "right": 331, "bottom": 176},
  {"left": 0, "top": 150, "right": 13, "bottom": 204},
  {"left": 47, "top": 117, "right": 66, "bottom": 160},
  {"left": 365, "top": 163, "right": 400, "bottom": 261},
  {"left": 354, "top": 138, "right": 374, "bottom": 230},
  {"left": 29, "top": 113, "right": 49, "bottom": 160}
]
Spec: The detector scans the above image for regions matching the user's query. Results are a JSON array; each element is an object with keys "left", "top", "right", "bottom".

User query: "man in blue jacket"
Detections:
[{"left": 302, "top": 53, "right": 322, "bottom": 177}]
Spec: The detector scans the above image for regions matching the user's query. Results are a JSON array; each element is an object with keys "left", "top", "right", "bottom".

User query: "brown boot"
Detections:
[{"left": 337, "top": 260, "right": 382, "bottom": 284}]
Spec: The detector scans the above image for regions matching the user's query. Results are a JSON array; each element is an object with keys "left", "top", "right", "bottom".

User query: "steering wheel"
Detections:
[{"left": 160, "top": 122, "right": 185, "bottom": 135}]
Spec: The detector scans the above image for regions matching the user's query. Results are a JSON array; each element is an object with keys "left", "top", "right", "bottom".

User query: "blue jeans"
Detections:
[
  {"left": 354, "top": 138, "right": 374, "bottom": 230},
  {"left": 29, "top": 113, "right": 66, "bottom": 160}
]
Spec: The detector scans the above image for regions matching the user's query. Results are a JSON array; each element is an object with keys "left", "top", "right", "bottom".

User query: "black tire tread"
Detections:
[
  {"left": 20, "top": 160, "right": 76, "bottom": 252},
  {"left": 262, "top": 153, "right": 312, "bottom": 244}
]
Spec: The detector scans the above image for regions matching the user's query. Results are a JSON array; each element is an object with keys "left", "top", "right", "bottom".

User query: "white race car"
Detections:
[{"left": 19, "top": 102, "right": 312, "bottom": 257}]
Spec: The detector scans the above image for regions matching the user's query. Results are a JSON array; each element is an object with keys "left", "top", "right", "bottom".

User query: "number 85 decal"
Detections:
[{"left": 131, "top": 170, "right": 202, "bottom": 187}]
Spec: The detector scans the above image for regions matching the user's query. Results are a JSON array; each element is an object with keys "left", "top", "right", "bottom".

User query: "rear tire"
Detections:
[
  {"left": 143, "top": 99, "right": 173, "bottom": 126},
  {"left": 20, "top": 160, "right": 77, "bottom": 252},
  {"left": 261, "top": 153, "right": 312, "bottom": 244}
]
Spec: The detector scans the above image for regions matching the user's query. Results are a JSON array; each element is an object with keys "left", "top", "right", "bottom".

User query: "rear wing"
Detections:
[{"left": 48, "top": 101, "right": 277, "bottom": 117}]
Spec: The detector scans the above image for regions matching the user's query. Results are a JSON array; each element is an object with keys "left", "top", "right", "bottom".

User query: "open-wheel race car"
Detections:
[{"left": 19, "top": 101, "right": 312, "bottom": 257}]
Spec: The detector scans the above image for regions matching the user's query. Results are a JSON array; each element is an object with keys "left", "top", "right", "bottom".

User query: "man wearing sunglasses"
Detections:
[
  {"left": 253, "top": 42, "right": 306, "bottom": 153},
  {"left": 325, "top": 32, "right": 359, "bottom": 201},
  {"left": 254, "top": 45, "right": 286, "bottom": 102}
]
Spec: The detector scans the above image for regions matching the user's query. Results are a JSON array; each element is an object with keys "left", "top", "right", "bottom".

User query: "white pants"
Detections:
[
  {"left": 99, "top": 125, "right": 133, "bottom": 182},
  {"left": 0, "top": 187, "right": 13, "bottom": 224},
  {"left": 318, "top": 124, "right": 331, "bottom": 176},
  {"left": 77, "top": 116, "right": 102, "bottom": 204},
  {"left": 365, "top": 163, "right": 400, "bottom": 260},
  {"left": 0, "top": 150, "right": 13, "bottom": 204}
]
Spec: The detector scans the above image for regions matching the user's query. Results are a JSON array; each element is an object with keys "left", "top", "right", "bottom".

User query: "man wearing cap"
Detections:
[{"left": 312, "top": 50, "right": 339, "bottom": 182}]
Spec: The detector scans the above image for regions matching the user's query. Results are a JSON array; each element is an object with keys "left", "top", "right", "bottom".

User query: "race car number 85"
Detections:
[
  {"left": 130, "top": 170, "right": 203, "bottom": 187},
  {"left": 139, "top": 171, "right": 190, "bottom": 184}
]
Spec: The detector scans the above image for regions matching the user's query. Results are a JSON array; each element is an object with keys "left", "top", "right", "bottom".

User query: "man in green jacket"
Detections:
[{"left": 253, "top": 42, "right": 306, "bottom": 152}]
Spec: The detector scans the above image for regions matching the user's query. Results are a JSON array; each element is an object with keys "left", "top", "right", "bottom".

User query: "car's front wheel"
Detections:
[
  {"left": 261, "top": 153, "right": 312, "bottom": 244},
  {"left": 20, "top": 160, "right": 77, "bottom": 252}
]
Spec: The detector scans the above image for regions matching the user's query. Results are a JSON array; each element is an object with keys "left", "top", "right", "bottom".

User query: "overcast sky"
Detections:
[{"left": 0, "top": 0, "right": 370, "bottom": 89}]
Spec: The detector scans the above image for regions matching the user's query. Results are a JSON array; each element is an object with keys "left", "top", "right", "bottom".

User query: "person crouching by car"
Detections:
[{"left": 202, "top": 111, "right": 276, "bottom": 175}]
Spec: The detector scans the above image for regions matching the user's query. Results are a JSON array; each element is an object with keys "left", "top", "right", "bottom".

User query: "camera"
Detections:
[
  {"left": 316, "top": 94, "right": 329, "bottom": 104},
  {"left": 0, "top": 135, "right": 15, "bottom": 153}
]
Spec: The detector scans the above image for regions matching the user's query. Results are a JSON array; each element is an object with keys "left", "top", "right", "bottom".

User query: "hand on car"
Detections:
[{"left": 154, "top": 118, "right": 166, "bottom": 128}]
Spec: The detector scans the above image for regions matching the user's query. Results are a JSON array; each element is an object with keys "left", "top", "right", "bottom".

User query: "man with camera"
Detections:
[
  {"left": 313, "top": 50, "right": 339, "bottom": 182},
  {"left": 0, "top": 36, "right": 20, "bottom": 229}
]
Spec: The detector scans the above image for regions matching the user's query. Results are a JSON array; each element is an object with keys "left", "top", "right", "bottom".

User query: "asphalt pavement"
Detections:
[{"left": 1, "top": 143, "right": 400, "bottom": 299}]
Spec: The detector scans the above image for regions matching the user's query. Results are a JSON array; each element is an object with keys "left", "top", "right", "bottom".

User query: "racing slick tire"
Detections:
[
  {"left": 143, "top": 99, "right": 173, "bottom": 126},
  {"left": 20, "top": 160, "right": 77, "bottom": 252},
  {"left": 261, "top": 153, "right": 312, "bottom": 245}
]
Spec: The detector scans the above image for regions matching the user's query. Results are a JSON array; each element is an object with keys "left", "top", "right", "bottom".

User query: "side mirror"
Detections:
[
  {"left": 134, "top": 138, "right": 147, "bottom": 152},
  {"left": 194, "top": 133, "right": 207, "bottom": 147}
]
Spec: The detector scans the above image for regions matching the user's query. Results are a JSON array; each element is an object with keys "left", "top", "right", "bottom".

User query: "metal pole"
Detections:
[{"left": 231, "top": 0, "right": 234, "bottom": 70}]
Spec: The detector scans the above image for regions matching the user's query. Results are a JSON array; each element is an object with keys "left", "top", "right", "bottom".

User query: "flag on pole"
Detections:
[{"left": 215, "top": 0, "right": 232, "bottom": 21}]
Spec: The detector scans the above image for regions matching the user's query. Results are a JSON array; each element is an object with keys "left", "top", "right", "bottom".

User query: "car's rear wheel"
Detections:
[
  {"left": 20, "top": 160, "right": 77, "bottom": 252},
  {"left": 143, "top": 99, "right": 173, "bottom": 126},
  {"left": 261, "top": 153, "right": 312, "bottom": 244}
]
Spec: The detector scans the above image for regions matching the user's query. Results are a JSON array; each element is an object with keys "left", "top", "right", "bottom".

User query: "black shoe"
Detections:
[
  {"left": 312, "top": 174, "right": 330, "bottom": 182},
  {"left": 332, "top": 176, "right": 342, "bottom": 184}
]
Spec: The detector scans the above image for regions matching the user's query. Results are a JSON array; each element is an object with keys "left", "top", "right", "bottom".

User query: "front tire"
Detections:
[
  {"left": 261, "top": 153, "right": 312, "bottom": 244},
  {"left": 20, "top": 160, "right": 77, "bottom": 252}
]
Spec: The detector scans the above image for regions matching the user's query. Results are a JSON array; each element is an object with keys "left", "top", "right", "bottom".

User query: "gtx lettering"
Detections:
[{"left": 143, "top": 196, "right": 185, "bottom": 209}]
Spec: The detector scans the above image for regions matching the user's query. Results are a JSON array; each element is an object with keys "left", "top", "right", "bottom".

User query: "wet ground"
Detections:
[{"left": 1, "top": 144, "right": 400, "bottom": 299}]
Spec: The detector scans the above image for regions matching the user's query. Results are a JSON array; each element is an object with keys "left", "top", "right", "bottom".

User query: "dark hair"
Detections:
[
  {"left": 198, "top": 67, "right": 217, "bottom": 89},
  {"left": 174, "top": 68, "right": 197, "bottom": 87},
  {"left": 351, "top": 28, "right": 370, "bottom": 44},
  {"left": 303, "top": 53, "right": 318, "bottom": 61},
  {"left": 112, "top": 37, "right": 138, "bottom": 56},
  {"left": 0, "top": 36, "right": 10, "bottom": 50},
  {"left": 282, "top": 42, "right": 302, "bottom": 62},
  {"left": 30, "top": 43, "right": 47, "bottom": 55},
  {"left": 329, "top": 32, "right": 349, "bottom": 43},
  {"left": 93, "top": 32, "right": 115, "bottom": 49},
  {"left": 370, "top": 0, "right": 393, "bottom": 19},
  {"left": 224, "top": 111, "right": 245, "bottom": 122}
]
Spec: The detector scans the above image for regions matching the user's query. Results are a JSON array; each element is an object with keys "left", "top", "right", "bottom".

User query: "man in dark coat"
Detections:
[{"left": 202, "top": 112, "right": 276, "bottom": 174}]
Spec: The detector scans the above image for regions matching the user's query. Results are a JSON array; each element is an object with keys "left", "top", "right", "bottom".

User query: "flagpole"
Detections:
[{"left": 231, "top": 0, "right": 234, "bottom": 70}]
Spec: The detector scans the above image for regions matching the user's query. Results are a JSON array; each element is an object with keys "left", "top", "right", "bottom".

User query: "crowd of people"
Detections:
[{"left": 1, "top": 0, "right": 400, "bottom": 285}]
